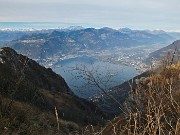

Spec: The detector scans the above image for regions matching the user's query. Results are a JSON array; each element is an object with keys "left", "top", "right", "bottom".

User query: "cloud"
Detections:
[{"left": 0, "top": 0, "right": 179, "bottom": 31}]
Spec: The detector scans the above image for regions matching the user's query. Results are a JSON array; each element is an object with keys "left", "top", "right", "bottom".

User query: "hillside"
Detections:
[
  {"left": 90, "top": 71, "right": 150, "bottom": 117},
  {"left": 0, "top": 47, "right": 104, "bottom": 134},
  {"left": 0, "top": 47, "right": 179, "bottom": 134},
  {"left": 91, "top": 39, "right": 180, "bottom": 117},
  {"left": 148, "top": 40, "right": 180, "bottom": 62},
  {"left": 92, "top": 40, "right": 180, "bottom": 117},
  {"left": 0, "top": 31, "right": 28, "bottom": 46},
  {"left": 93, "top": 62, "right": 180, "bottom": 135}
]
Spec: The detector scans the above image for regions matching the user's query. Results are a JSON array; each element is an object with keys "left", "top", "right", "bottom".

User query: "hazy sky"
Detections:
[{"left": 0, "top": 0, "right": 180, "bottom": 31}]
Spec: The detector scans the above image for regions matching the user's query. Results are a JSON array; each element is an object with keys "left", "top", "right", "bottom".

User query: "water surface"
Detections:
[{"left": 53, "top": 57, "right": 138, "bottom": 98}]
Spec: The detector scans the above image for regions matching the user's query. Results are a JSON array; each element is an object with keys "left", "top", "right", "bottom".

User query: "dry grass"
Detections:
[
  {"left": 0, "top": 63, "right": 179, "bottom": 135},
  {"left": 0, "top": 96, "right": 83, "bottom": 135},
  {"left": 0, "top": 47, "right": 179, "bottom": 134},
  {"left": 83, "top": 62, "right": 180, "bottom": 135}
]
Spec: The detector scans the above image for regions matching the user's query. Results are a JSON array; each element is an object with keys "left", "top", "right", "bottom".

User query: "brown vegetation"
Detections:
[
  {"left": 86, "top": 62, "right": 180, "bottom": 135},
  {"left": 0, "top": 47, "right": 104, "bottom": 135},
  {"left": 0, "top": 47, "right": 179, "bottom": 134}
]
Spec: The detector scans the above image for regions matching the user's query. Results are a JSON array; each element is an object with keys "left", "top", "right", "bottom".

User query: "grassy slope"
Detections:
[{"left": 88, "top": 62, "right": 180, "bottom": 135}]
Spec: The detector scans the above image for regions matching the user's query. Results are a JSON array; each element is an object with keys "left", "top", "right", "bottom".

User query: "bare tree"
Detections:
[{"left": 67, "top": 63, "right": 126, "bottom": 113}]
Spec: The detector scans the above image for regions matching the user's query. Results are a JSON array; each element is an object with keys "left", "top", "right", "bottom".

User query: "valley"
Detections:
[
  {"left": 0, "top": 26, "right": 179, "bottom": 134},
  {"left": 45, "top": 43, "right": 170, "bottom": 98},
  {"left": 40, "top": 43, "right": 167, "bottom": 70},
  {"left": 1, "top": 0, "right": 180, "bottom": 134},
  {"left": 1, "top": 27, "right": 179, "bottom": 99}
]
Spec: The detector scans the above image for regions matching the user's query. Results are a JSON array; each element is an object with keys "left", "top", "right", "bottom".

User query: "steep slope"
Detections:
[
  {"left": 0, "top": 47, "right": 70, "bottom": 93},
  {"left": 90, "top": 71, "right": 150, "bottom": 117},
  {"left": 92, "top": 40, "right": 180, "bottom": 117},
  {"left": 0, "top": 47, "right": 104, "bottom": 134},
  {"left": 88, "top": 62, "right": 180, "bottom": 135}
]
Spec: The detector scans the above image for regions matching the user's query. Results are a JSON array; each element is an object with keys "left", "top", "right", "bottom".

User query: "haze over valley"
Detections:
[
  {"left": 0, "top": 25, "right": 179, "bottom": 98},
  {"left": 0, "top": 0, "right": 180, "bottom": 134}
]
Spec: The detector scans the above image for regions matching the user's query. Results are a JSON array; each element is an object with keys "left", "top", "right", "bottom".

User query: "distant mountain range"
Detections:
[
  {"left": 0, "top": 28, "right": 179, "bottom": 134},
  {"left": 6, "top": 27, "right": 180, "bottom": 63},
  {"left": 0, "top": 31, "right": 28, "bottom": 46}
]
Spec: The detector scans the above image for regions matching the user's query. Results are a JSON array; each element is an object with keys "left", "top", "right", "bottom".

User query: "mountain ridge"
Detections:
[{"left": 7, "top": 27, "right": 179, "bottom": 64}]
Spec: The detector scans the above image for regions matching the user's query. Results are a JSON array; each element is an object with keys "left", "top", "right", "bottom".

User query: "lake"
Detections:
[{"left": 53, "top": 56, "right": 138, "bottom": 98}]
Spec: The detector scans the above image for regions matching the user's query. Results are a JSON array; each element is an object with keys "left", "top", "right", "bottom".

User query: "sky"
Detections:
[{"left": 0, "top": 0, "right": 180, "bottom": 31}]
